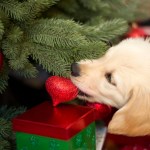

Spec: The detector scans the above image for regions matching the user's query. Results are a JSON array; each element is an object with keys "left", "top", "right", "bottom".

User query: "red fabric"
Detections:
[
  {"left": 106, "top": 134, "right": 150, "bottom": 145},
  {"left": 13, "top": 101, "right": 95, "bottom": 140},
  {"left": 121, "top": 145, "right": 150, "bottom": 150},
  {"left": 105, "top": 133, "right": 150, "bottom": 150}
]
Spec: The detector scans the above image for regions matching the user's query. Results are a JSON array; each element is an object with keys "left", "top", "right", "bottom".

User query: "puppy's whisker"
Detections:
[
  {"left": 73, "top": 78, "right": 81, "bottom": 82},
  {"left": 80, "top": 72, "right": 88, "bottom": 76}
]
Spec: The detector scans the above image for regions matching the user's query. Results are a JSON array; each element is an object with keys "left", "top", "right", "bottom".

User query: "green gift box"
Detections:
[{"left": 12, "top": 101, "right": 96, "bottom": 150}]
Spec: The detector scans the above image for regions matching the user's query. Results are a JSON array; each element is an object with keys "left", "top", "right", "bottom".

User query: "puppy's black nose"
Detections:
[{"left": 71, "top": 62, "right": 80, "bottom": 77}]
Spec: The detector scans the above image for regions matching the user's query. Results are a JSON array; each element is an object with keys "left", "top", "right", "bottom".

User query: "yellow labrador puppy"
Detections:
[{"left": 70, "top": 38, "right": 150, "bottom": 137}]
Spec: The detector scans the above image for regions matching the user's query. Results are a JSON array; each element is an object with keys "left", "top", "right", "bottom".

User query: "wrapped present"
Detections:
[{"left": 12, "top": 101, "right": 96, "bottom": 150}]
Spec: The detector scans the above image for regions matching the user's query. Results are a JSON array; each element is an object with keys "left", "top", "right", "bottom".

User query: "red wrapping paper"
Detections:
[
  {"left": 86, "top": 102, "right": 112, "bottom": 120},
  {"left": 13, "top": 101, "right": 95, "bottom": 140}
]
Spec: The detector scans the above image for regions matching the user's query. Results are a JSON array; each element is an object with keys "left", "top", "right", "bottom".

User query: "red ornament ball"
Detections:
[
  {"left": 126, "top": 26, "right": 146, "bottom": 38},
  {"left": 86, "top": 102, "right": 112, "bottom": 120},
  {"left": 0, "top": 52, "right": 3, "bottom": 71},
  {"left": 45, "top": 76, "right": 78, "bottom": 106}
]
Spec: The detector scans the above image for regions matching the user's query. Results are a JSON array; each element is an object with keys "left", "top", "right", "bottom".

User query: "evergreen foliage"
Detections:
[
  {"left": 0, "top": 63, "right": 9, "bottom": 93},
  {"left": 0, "top": 105, "right": 26, "bottom": 150},
  {"left": 0, "top": 0, "right": 148, "bottom": 93},
  {"left": 0, "top": 1, "right": 149, "bottom": 149}
]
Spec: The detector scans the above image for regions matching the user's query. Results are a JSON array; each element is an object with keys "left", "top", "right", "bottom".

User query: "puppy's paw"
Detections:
[
  {"left": 108, "top": 120, "right": 126, "bottom": 135},
  {"left": 107, "top": 111, "right": 129, "bottom": 135}
]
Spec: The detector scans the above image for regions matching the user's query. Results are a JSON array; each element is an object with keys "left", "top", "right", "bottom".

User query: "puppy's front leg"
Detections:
[{"left": 108, "top": 109, "right": 129, "bottom": 136}]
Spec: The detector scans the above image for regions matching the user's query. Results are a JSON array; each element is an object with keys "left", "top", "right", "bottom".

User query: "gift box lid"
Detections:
[{"left": 12, "top": 101, "right": 95, "bottom": 140}]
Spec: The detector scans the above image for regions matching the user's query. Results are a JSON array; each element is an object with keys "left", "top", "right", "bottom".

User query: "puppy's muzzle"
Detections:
[{"left": 71, "top": 62, "right": 80, "bottom": 77}]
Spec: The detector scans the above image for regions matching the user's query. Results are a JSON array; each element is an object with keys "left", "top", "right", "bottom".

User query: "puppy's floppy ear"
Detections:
[{"left": 108, "top": 86, "right": 150, "bottom": 136}]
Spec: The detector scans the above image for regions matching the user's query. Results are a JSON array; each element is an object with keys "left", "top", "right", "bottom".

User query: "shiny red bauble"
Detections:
[
  {"left": 45, "top": 76, "right": 78, "bottom": 106},
  {"left": 126, "top": 26, "right": 147, "bottom": 38}
]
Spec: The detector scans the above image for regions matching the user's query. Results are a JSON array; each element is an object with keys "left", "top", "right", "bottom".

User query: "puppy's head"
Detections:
[{"left": 70, "top": 38, "right": 150, "bottom": 136}]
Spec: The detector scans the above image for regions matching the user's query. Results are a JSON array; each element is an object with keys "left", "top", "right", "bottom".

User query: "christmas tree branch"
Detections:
[
  {"left": 0, "top": 20, "right": 4, "bottom": 40},
  {"left": 83, "top": 19, "right": 128, "bottom": 42},
  {"left": 0, "top": 105, "right": 26, "bottom": 150},
  {"left": 27, "top": 19, "right": 86, "bottom": 49},
  {"left": 0, "top": 63, "right": 9, "bottom": 94},
  {"left": 0, "top": 0, "right": 59, "bottom": 21}
]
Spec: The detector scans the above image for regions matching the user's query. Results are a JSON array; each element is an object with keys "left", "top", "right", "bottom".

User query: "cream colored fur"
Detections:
[{"left": 71, "top": 38, "right": 150, "bottom": 137}]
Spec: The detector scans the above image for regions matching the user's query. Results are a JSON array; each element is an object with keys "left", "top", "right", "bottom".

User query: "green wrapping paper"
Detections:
[{"left": 16, "top": 122, "right": 96, "bottom": 150}]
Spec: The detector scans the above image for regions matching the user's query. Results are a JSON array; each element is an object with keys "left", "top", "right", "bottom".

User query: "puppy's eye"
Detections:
[{"left": 105, "top": 73, "right": 116, "bottom": 86}]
